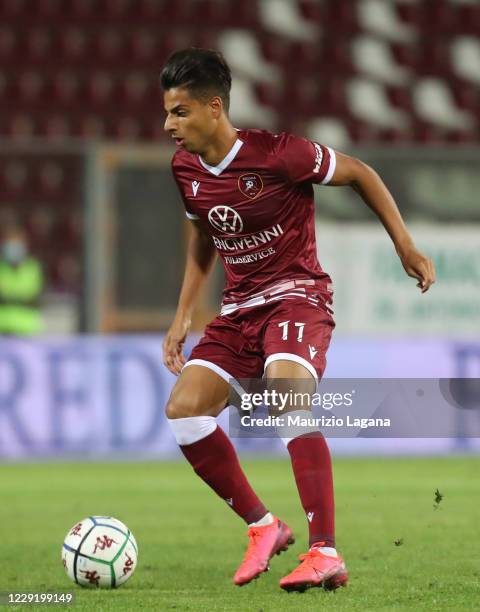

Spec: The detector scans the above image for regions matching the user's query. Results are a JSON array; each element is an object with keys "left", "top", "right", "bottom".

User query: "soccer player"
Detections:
[{"left": 160, "top": 48, "right": 435, "bottom": 592}]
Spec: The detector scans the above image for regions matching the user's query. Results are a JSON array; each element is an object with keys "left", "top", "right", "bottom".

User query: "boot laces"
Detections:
[
  {"left": 295, "top": 542, "right": 328, "bottom": 569},
  {"left": 242, "top": 527, "right": 264, "bottom": 562}
]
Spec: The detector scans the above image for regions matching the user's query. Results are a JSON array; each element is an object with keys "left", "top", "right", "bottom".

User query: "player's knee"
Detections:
[
  {"left": 165, "top": 397, "right": 194, "bottom": 419},
  {"left": 165, "top": 388, "right": 202, "bottom": 419}
]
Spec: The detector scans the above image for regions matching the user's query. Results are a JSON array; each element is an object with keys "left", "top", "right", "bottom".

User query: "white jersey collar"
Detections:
[{"left": 198, "top": 138, "right": 244, "bottom": 176}]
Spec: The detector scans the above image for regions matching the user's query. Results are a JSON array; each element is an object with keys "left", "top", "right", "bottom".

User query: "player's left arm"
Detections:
[{"left": 329, "top": 151, "right": 436, "bottom": 293}]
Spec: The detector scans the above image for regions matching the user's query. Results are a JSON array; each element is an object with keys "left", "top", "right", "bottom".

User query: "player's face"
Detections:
[{"left": 163, "top": 87, "right": 218, "bottom": 154}]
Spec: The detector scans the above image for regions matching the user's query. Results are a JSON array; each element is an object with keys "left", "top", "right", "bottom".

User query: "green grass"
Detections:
[{"left": 0, "top": 456, "right": 479, "bottom": 611}]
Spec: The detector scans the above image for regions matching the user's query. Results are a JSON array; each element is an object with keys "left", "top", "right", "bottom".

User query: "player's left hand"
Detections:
[{"left": 398, "top": 245, "right": 436, "bottom": 293}]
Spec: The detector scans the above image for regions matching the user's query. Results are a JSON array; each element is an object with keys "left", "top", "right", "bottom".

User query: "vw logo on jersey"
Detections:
[
  {"left": 238, "top": 173, "right": 263, "bottom": 199},
  {"left": 208, "top": 206, "right": 244, "bottom": 234}
]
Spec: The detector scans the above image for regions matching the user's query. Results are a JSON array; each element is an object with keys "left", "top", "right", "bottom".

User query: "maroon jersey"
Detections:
[{"left": 172, "top": 129, "right": 336, "bottom": 315}]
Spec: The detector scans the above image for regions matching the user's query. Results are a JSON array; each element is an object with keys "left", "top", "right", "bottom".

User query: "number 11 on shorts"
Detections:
[{"left": 278, "top": 321, "right": 305, "bottom": 342}]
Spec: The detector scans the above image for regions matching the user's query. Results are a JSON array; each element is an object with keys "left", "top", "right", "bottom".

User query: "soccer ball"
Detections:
[{"left": 62, "top": 516, "right": 138, "bottom": 588}]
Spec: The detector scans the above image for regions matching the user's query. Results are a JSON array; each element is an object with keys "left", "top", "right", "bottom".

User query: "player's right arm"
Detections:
[{"left": 163, "top": 219, "right": 216, "bottom": 375}]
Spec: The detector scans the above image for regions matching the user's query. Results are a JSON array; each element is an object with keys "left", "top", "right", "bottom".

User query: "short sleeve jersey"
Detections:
[{"left": 171, "top": 129, "right": 336, "bottom": 307}]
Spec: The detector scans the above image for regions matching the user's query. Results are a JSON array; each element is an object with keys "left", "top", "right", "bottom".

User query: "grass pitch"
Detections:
[{"left": 1, "top": 456, "right": 478, "bottom": 611}]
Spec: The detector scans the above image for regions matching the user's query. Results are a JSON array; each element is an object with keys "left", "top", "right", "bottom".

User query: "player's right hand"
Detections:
[{"left": 163, "top": 314, "right": 191, "bottom": 375}]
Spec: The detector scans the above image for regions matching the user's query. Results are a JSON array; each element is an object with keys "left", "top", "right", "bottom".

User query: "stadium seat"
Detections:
[
  {"left": 297, "top": 0, "right": 323, "bottom": 25},
  {"left": 52, "top": 209, "right": 82, "bottom": 251},
  {"left": 16, "top": 72, "right": 46, "bottom": 106},
  {"left": 258, "top": 34, "right": 291, "bottom": 66},
  {"left": 23, "top": 28, "right": 53, "bottom": 63},
  {"left": 377, "top": 126, "right": 411, "bottom": 144},
  {"left": 102, "top": 0, "right": 133, "bottom": 20},
  {"left": 0, "top": 72, "right": 9, "bottom": 105},
  {"left": 390, "top": 41, "right": 417, "bottom": 71},
  {"left": 74, "top": 115, "right": 107, "bottom": 138},
  {"left": 24, "top": 205, "right": 56, "bottom": 249},
  {"left": 347, "top": 118, "right": 377, "bottom": 143},
  {"left": 186, "top": 0, "right": 227, "bottom": 27},
  {"left": 113, "top": 116, "right": 143, "bottom": 141},
  {"left": 36, "top": 161, "right": 65, "bottom": 200},
  {"left": 155, "top": 0, "right": 199, "bottom": 27},
  {"left": 278, "top": 76, "right": 320, "bottom": 118},
  {"left": 307, "top": 117, "right": 352, "bottom": 149},
  {"left": 0, "top": 206, "right": 18, "bottom": 231},
  {"left": 0, "top": 0, "right": 27, "bottom": 19},
  {"left": 92, "top": 30, "right": 125, "bottom": 66},
  {"left": 43, "top": 115, "right": 71, "bottom": 140},
  {"left": 50, "top": 72, "right": 80, "bottom": 105},
  {"left": 128, "top": 30, "right": 158, "bottom": 63},
  {"left": 415, "top": 40, "right": 453, "bottom": 77},
  {"left": 409, "top": 120, "right": 440, "bottom": 143},
  {"left": 323, "top": 1, "right": 358, "bottom": 33},
  {"left": 258, "top": 0, "right": 318, "bottom": 40},
  {"left": 1, "top": 160, "right": 29, "bottom": 198},
  {"left": 135, "top": 0, "right": 161, "bottom": 21},
  {"left": 451, "top": 36, "right": 480, "bottom": 84},
  {"left": 86, "top": 73, "right": 116, "bottom": 108},
  {"left": 413, "top": 78, "right": 475, "bottom": 130},
  {"left": 32, "top": 0, "right": 61, "bottom": 18},
  {"left": 218, "top": 30, "right": 281, "bottom": 85},
  {"left": 445, "top": 128, "right": 478, "bottom": 144},
  {"left": 189, "top": 29, "right": 219, "bottom": 53},
  {"left": 280, "top": 40, "right": 319, "bottom": 75},
  {"left": 455, "top": 2, "right": 480, "bottom": 35},
  {"left": 347, "top": 78, "right": 409, "bottom": 129},
  {"left": 395, "top": 0, "right": 421, "bottom": 28},
  {"left": 52, "top": 254, "right": 81, "bottom": 292},
  {"left": 0, "top": 27, "right": 16, "bottom": 62},
  {"left": 59, "top": 28, "right": 89, "bottom": 61},
  {"left": 67, "top": 0, "right": 99, "bottom": 20},
  {"left": 224, "top": 0, "right": 259, "bottom": 28},
  {"left": 254, "top": 82, "right": 282, "bottom": 110},
  {"left": 386, "top": 85, "right": 414, "bottom": 115},
  {"left": 315, "top": 37, "right": 355, "bottom": 79},
  {"left": 8, "top": 115, "right": 37, "bottom": 140},
  {"left": 351, "top": 35, "right": 411, "bottom": 84},
  {"left": 315, "top": 76, "right": 349, "bottom": 116},
  {"left": 145, "top": 117, "right": 169, "bottom": 142},
  {"left": 452, "top": 80, "right": 479, "bottom": 115},
  {"left": 119, "top": 72, "right": 150, "bottom": 106},
  {"left": 358, "top": 0, "right": 416, "bottom": 41},
  {"left": 229, "top": 77, "right": 277, "bottom": 129}
]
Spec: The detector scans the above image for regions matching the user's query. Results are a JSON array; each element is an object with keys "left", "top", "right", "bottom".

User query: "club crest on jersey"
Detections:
[{"left": 238, "top": 173, "right": 263, "bottom": 199}]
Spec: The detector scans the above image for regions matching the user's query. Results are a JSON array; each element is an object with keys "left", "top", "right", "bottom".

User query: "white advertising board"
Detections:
[
  {"left": 0, "top": 336, "right": 478, "bottom": 460},
  {"left": 316, "top": 222, "right": 480, "bottom": 336}
]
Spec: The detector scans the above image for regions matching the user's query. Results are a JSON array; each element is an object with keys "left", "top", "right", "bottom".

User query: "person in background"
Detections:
[{"left": 0, "top": 224, "right": 44, "bottom": 335}]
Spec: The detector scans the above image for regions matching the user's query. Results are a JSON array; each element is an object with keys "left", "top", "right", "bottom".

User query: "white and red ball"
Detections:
[{"left": 62, "top": 516, "right": 138, "bottom": 588}]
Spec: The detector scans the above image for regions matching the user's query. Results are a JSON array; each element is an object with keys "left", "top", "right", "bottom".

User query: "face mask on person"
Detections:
[{"left": 2, "top": 240, "right": 27, "bottom": 264}]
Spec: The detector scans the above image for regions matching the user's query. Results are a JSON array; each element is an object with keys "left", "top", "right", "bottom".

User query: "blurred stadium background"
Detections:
[{"left": 0, "top": 0, "right": 479, "bottom": 460}]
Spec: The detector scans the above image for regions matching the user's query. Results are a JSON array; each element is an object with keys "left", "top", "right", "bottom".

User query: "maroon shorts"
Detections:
[{"left": 183, "top": 285, "right": 335, "bottom": 383}]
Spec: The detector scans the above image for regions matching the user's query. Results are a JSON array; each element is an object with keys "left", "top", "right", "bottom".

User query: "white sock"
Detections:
[
  {"left": 167, "top": 416, "right": 217, "bottom": 445},
  {"left": 316, "top": 546, "right": 338, "bottom": 557},
  {"left": 248, "top": 512, "right": 274, "bottom": 527}
]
